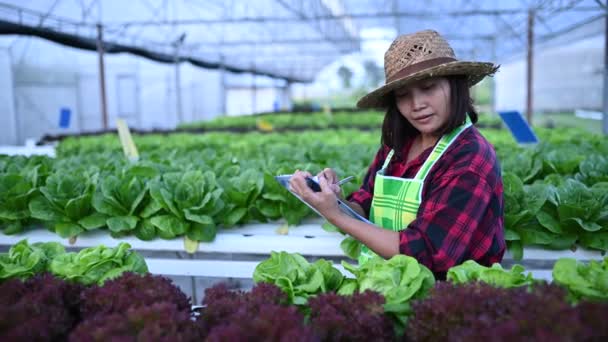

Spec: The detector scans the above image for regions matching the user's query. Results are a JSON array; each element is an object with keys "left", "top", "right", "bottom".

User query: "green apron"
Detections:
[{"left": 358, "top": 118, "right": 472, "bottom": 265}]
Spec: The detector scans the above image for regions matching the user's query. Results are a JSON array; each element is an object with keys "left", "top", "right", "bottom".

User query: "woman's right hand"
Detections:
[{"left": 316, "top": 168, "right": 342, "bottom": 198}]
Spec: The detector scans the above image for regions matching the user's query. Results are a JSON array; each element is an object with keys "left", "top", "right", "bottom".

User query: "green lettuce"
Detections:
[
  {"left": 253, "top": 251, "right": 344, "bottom": 305},
  {"left": 0, "top": 173, "right": 37, "bottom": 234},
  {"left": 148, "top": 170, "right": 224, "bottom": 241},
  {"left": 575, "top": 155, "right": 608, "bottom": 186},
  {"left": 447, "top": 260, "right": 538, "bottom": 288},
  {"left": 254, "top": 171, "right": 310, "bottom": 226},
  {"left": 49, "top": 242, "right": 148, "bottom": 286},
  {"left": 92, "top": 165, "right": 159, "bottom": 240},
  {"left": 218, "top": 166, "right": 264, "bottom": 227},
  {"left": 29, "top": 171, "right": 100, "bottom": 238},
  {"left": 342, "top": 255, "right": 435, "bottom": 335},
  {"left": 0, "top": 239, "right": 65, "bottom": 280},
  {"left": 552, "top": 257, "right": 608, "bottom": 303}
]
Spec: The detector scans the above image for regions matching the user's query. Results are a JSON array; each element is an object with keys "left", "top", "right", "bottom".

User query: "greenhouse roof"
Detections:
[{"left": 0, "top": 0, "right": 605, "bottom": 82}]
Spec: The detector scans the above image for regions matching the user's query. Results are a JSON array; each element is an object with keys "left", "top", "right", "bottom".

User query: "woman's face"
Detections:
[{"left": 395, "top": 77, "right": 451, "bottom": 136}]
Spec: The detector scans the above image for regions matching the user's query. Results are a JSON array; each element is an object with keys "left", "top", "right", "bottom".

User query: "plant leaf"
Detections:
[
  {"left": 150, "top": 215, "right": 188, "bottom": 237},
  {"left": 78, "top": 212, "right": 108, "bottom": 230},
  {"left": 107, "top": 216, "right": 138, "bottom": 232}
]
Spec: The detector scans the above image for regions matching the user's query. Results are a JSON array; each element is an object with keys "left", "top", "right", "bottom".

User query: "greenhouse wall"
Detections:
[
  {"left": 0, "top": 46, "right": 18, "bottom": 145},
  {"left": 225, "top": 87, "right": 289, "bottom": 116},
  {"left": 495, "top": 17, "right": 604, "bottom": 114},
  {"left": 0, "top": 35, "right": 290, "bottom": 145},
  {"left": 224, "top": 73, "right": 291, "bottom": 116}
]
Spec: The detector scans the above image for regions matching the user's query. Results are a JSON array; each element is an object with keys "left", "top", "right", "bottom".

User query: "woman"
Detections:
[{"left": 289, "top": 30, "right": 505, "bottom": 279}]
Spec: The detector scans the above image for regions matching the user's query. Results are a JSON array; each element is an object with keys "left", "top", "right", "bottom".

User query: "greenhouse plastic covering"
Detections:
[{"left": 0, "top": 0, "right": 604, "bottom": 82}]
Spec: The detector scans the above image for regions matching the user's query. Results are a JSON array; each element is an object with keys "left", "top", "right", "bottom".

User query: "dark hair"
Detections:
[{"left": 380, "top": 75, "right": 478, "bottom": 156}]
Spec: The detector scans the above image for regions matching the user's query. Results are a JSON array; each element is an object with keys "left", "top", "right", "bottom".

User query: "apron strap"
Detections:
[{"left": 414, "top": 115, "right": 472, "bottom": 181}]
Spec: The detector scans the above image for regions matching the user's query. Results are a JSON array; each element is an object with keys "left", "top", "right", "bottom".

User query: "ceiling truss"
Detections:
[{"left": 0, "top": 0, "right": 605, "bottom": 82}]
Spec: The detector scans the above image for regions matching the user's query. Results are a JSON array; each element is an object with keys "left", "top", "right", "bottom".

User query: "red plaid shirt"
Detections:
[{"left": 347, "top": 126, "right": 505, "bottom": 279}]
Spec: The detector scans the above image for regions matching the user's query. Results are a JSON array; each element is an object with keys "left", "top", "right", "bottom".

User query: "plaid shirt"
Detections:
[{"left": 347, "top": 126, "right": 505, "bottom": 279}]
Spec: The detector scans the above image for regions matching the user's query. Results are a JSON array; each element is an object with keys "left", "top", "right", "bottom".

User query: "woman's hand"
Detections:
[
  {"left": 289, "top": 170, "right": 341, "bottom": 220},
  {"left": 316, "top": 168, "right": 343, "bottom": 199}
]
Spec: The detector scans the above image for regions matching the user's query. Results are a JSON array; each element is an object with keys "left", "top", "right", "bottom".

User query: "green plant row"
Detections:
[
  {"left": 1, "top": 127, "right": 607, "bottom": 256},
  {"left": 177, "top": 111, "right": 504, "bottom": 131},
  {"left": 0, "top": 239, "right": 147, "bottom": 285},
  {"left": 251, "top": 251, "right": 608, "bottom": 335},
  {"left": 2, "top": 244, "right": 606, "bottom": 341},
  {"left": 179, "top": 111, "right": 383, "bottom": 130},
  {"left": 1, "top": 135, "right": 377, "bottom": 242},
  {"left": 254, "top": 251, "right": 608, "bottom": 306}
]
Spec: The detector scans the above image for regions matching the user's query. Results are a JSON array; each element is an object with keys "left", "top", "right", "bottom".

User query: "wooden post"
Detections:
[
  {"left": 526, "top": 9, "right": 535, "bottom": 124},
  {"left": 96, "top": 24, "right": 109, "bottom": 130}
]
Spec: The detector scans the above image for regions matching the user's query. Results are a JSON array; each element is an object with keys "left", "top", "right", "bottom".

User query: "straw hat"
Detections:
[{"left": 357, "top": 30, "right": 499, "bottom": 109}]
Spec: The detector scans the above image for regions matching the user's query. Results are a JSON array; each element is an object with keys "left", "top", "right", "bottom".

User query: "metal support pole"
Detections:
[
  {"left": 7, "top": 47, "right": 22, "bottom": 144},
  {"left": 393, "top": 0, "right": 399, "bottom": 34},
  {"left": 219, "top": 54, "right": 227, "bottom": 116},
  {"left": 96, "top": 23, "right": 109, "bottom": 130},
  {"left": 174, "top": 45, "right": 183, "bottom": 124},
  {"left": 526, "top": 9, "right": 535, "bottom": 124},
  {"left": 252, "top": 63, "right": 257, "bottom": 114},
  {"left": 602, "top": 14, "right": 608, "bottom": 135},
  {"left": 286, "top": 80, "right": 293, "bottom": 111},
  {"left": 172, "top": 33, "right": 186, "bottom": 124},
  {"left": 490, "top": 37, "right": 497, "bottom": 113},
  {"left": 470, "top": 48, "right": 478, "bottom": 102}
]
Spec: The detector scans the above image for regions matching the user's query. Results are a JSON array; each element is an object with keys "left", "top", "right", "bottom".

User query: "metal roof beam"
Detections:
[
  {"left": 0, "top": 18, "right": 308, "bottom": 82},
  {"left": 275, "top": 0, "right": 358, "bottom": 53},
  {"left": 185, "top": 34, "right": 494, "bottom": 47},
  {"left": 100, "top": 6, "right": 603, "bottom": 27},
  {"left": 38, "top": 0, "right": 62, "bottom": 26}
]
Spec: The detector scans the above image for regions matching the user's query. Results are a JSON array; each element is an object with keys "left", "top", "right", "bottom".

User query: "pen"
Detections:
[
  {"left": 336, "top": 175, "right": 355, "bottom": 186},
  {"left": 307, "top": 175, "right": 354, "bottom": 192}
]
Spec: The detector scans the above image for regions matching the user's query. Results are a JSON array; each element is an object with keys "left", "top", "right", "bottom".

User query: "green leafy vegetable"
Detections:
[
  {"left": 29, "top": 172, "right": 98, "bottom": 238},
  {"left": 49, "top": 242, "right": 148, "bottom": 286},
  {"left": 552, "top": 257, "right": 608, "bottom": 303},
  {"left": 447, "top": 260, "right": 538, "bottom": 288},
  {"left": 0, "top": 239, "right": 65, "bottom": 280},
  {"left": 341, "top": 255, "right": 435, "bottom": 335},
  {"left": 253, "top": 251, "right": 344, "bottom": 305},
  {"left": 149, "top": 170, "right": 224, "bottom": 240}
]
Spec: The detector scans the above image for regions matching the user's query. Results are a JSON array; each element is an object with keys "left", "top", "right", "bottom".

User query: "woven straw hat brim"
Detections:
[{"left": 356, "top": 61, "right": 499, "bottom": 109}]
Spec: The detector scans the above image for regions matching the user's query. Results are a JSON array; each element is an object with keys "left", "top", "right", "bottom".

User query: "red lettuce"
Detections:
[
  {"left": 80, "top": 272, "right": 191, "bottom": 319},
  {"left": 69, "top": 302, "right": 201, "bottom": 341},
  {"left": 199, "top": 283, "right": 314, "bottom": 340},
  {"left": 0, "top": 273, "right": 83, "bottom": 341},
  {"left": 307, "top": 290, "right": 395, "bottom": 341},
  {"left": 407, "top": 281, "right": 608, "bottom": 341}
]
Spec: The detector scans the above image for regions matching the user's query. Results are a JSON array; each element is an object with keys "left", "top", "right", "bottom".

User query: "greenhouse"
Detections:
[{"left": 0, "top": 0, "right": 607, "bottom": 340}]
